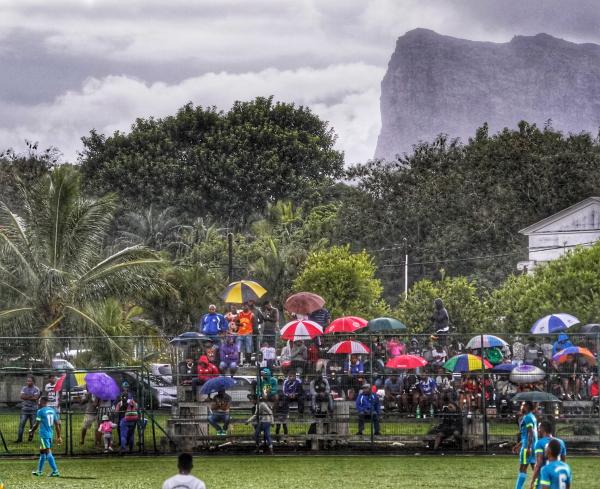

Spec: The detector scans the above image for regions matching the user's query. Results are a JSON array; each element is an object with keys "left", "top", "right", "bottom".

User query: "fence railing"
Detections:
[{"left": 0, "top": 332, "right": 598, "bottom": 455}]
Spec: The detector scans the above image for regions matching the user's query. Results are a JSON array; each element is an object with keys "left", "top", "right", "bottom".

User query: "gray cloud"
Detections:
[{"left": 1, "top": 0, "right": 599, "bottom": 163}]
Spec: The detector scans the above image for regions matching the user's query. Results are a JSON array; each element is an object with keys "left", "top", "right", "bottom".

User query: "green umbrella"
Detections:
[
  {"left": 513, "top": 392, "right": 561, "bottom": 403},
  {"left": 367, "top": 317, "right": 407, "bottom": 332}
]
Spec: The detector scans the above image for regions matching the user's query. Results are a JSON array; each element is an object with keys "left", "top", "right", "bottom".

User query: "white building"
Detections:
[{"left": 518, "top": 197, "right": 600, "bottom": 271}]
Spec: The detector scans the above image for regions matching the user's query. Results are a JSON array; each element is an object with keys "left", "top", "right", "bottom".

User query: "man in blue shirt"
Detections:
[
  {"left": 355, "top": 384, "right": 380, "bottom": 436},
  {"left": 199, "top": 304, "right": 228, "bottom": 342},
  {"left": 530, "top": 421, "right": 567, "bottom": 489},
  {"left": 539, "top": 439, "right": 571, "bottom": 489},
  {"left": 29, "top": 396, "right": 62, "bottom": 477},
  {"left": 514, "top": 401, "right": 538, "bottom": 489}
]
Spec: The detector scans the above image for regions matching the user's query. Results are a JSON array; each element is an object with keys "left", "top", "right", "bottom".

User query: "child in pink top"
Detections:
[{"left": 97, "top": 414, "right": 117, "bottom": 452}]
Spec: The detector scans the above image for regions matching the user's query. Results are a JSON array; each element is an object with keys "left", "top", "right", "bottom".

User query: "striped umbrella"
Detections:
[
  {"left": 385, "top": 355, "right": 428, "bottom": 370},
  {"left": 328, "top": 340, "right": 370, "bottom": 355},
  {"left": 280, "top": 320, "right": 323, "bottom": 341},
  {"left": 466, "top": 335, "right": 508, "bottom": 350},
  {"left": 530, "top": 313, "right": 579, "bottom": 335},
  {"left": 220, "top": 280, "right": 267, "bottom": 304},
  {"left": 324, "top": 316, "right": 368, "bottom": 334},
  {"left": 552, "top": 346, "right": 596, "bottom": 365},
  {"left": 443, "top": 354, "right": 492, "bottom": 373}
]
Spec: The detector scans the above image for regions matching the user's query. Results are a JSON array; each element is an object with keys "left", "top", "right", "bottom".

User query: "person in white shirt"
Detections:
[
  {"left": 162, "top": 453, "right": 206, "bottom": 489},
  {"left": 44, "top": 374, "right": 61, "bottom": 413}
]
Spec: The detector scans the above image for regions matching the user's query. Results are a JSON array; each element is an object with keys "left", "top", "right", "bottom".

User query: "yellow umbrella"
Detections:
[{"left": 220, "top": 280, "right": 267, "bottom": 304}]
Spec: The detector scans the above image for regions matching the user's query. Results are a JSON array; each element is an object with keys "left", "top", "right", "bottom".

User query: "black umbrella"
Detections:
[
  {"left": 513, "top": 391, "right": 561, "bottom": 403},
  {"left": 582, "top": 324, "right": 600, "bottom": 334}
]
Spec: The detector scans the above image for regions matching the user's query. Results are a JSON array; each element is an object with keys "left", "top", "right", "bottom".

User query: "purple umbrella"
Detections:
[{"left": 84, "top": 372, "right": 121, "bottom": 400}]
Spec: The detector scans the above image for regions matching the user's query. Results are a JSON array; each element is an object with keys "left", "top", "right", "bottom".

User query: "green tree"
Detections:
[
  {"left": 341, "top": 122, "right": 600, "bottom": 296},
  {"left": 292, "top": 246, "right": 389, "bottom": 319},
  {"left": 396, "top": 276, "right": 489, "bottom": 334},
  {"left": 489, "top": 243, "right": 600, "bottom": 332},
  {"left": 0, "top": 166, "right": 166, "bottom": 360},
  {"left": 80, "top": 97, "right": 344, "bottom": 221},
  {"left": 0, "top": 141, "right": 58, "bottom": 214}
]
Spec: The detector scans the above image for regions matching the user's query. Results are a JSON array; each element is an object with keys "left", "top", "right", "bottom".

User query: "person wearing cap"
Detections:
[
  {"left": 355, "top": 383, "right": 381, "bottom": 436},
  {"left": 97, "top": 414, "right": 117, "bottom": 453}
]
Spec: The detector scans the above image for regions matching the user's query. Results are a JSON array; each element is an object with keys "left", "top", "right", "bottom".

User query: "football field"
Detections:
[{"left": 0, "top": 455, "right": 596, "bottom": 488}]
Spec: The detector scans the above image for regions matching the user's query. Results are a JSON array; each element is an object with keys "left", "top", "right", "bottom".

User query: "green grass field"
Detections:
[{"left": 0, "top": 455, "right": 596, "bottom": 489}]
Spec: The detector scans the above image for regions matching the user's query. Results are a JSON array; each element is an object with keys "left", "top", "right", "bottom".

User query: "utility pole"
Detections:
[
  {"left": 403, "top": 238, "right": 408, "bottom": 300},
  {"left": 227, "top": 232, "right": 234, "bottom": 283}
]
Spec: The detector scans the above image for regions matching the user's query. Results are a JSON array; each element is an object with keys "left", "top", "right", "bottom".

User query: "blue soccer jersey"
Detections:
[
  {"left": 539, "top": 461, "right": 571, "bottom": 489},
  {"left": 36, "top": 406, "right": 59, "bottom": 439},
  {"left": 535, "top": 436, "right": 567, "bottom": 463},
  {"left": 520, "top": 412, "right": 538, "bottom": 446}
]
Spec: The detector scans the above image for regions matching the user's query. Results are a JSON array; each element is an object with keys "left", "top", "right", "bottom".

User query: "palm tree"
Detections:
[
  {"left": 0, "top": 166, "right": 166, "bottom": 361},
  {"left": 117, "top": 205, "right": 184, "bottom": 252},
  {"left": 250, "top": 238, "right": 306, "bottom": 310}
]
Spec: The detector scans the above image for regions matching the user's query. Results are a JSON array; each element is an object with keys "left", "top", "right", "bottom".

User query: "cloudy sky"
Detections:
[{"left": 1, "top": 0, "right": 599, "bottom": 164}]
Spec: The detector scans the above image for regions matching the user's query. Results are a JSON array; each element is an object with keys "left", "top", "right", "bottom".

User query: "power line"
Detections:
[{"left": 377, "top": 240, "right": 599, "bottom": 269}]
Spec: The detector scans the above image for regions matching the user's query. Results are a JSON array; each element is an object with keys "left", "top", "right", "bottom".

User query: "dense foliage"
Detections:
[
  {"left": 80, "top": 97, "right": 344, "bottom": 222},
  {"left": 342, "top": 122, "right": 600, "bottom": 296},
  {"left": 0, "top": 166, "right": 166, "bottom": 359},
  {"left": 293, "top": 246, "right": 389, "bottom": 319}
]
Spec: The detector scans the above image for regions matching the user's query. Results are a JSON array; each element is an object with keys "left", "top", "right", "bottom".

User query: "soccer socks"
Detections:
[
  {"left": 515, "top": 472, "right": 527, "bottom": 489},
  {"left": 47, "top": 452, "right": 58, "bottom": 473},
  {"left": 37, "top": 453, "right": 47, "bottom": 473}
]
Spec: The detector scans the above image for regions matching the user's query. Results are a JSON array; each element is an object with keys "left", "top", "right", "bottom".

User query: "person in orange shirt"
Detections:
[{"left": 236, "top": 303, "right": 255, "bottom": 366}]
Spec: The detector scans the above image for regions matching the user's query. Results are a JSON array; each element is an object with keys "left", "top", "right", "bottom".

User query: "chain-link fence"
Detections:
[{"left": 1, "top": 332, "right": 599, "bottom": 455}]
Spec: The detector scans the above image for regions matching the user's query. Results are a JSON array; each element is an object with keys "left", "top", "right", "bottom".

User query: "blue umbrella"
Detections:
[
  {"left": 200, "top": 376, "right": 236, "bottom": 395},
  {"left": 530, "top": 314, "right": 579, "bottom": 335},
  {"left": 491, "top": 363, "right": 516, "bottom": 373}
]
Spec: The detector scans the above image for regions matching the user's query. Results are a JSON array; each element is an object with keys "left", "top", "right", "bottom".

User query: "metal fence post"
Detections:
[{"left": 480, "top": 333, "right": 488, "bottom": 453}]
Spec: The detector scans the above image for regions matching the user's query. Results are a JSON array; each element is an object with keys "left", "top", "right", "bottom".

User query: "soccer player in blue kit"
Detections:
[
  {"left": 530, "top": 420, "right": 567, "bottom": 489},
  {"left": 29, "top": 396, "right": 62, "bottom": 477},
  {"left": 513, "top": 401, "right": 538, "bottom": 489},
  {"left": 539, "top": 439, "right": 571, "bottom": 489}
]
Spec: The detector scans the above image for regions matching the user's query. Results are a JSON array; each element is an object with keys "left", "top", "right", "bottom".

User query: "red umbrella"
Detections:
[
  {"left": 328, "top": 340, "right": 371, "bottom": 355},
  {"left": 385, "top": 355, "right": 428, "bottom": 369},
  {"left": 280, "top": 320, "right": 323, "bottom": 341},
  {"left": 324, "top": 316, "right": 368, "bottom": 334},
  {"left": 284, "top": 292, "right": 325, "bottom": 315}
]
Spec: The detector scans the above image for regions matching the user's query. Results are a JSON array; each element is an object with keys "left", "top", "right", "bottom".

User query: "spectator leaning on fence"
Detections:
[
  {"left": 246, "top": 395, "right": 274, "bottom": 455},
  {"left": 162, "top": 453, "right": 206, "bottom": 489},
  {"left": 355, "top": 384, "right": 380, "bottom": 436},
  {"left": 79, "top": 391, "right": 99, "bottom": 446},
  {"left": 16, "top": 375, "right": 40, "bottom": 443}
]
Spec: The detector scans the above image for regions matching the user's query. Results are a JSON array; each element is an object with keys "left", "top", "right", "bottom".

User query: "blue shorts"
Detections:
[
  {"left": 40, "top": 437, "right": 53, "bottom": 450},
  {"left": 519, "top": 446, "right": 535, "bottom": 465}
]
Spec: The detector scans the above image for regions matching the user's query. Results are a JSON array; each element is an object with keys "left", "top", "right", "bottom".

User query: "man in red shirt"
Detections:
[{"left": 192, "top": 355, "right": 219, "bottom": 401}]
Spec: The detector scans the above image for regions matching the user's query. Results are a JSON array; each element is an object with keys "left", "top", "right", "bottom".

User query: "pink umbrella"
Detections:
[
  {"left": 324, "top": 316, "right": 368, "bottom": 334},
  {"left": 386, "top": 355, "right": 428, "bottom": 369},
  {"left": 284, "top": 292, "right": 325, "bottom": 315},
  {"left": 280, "top": 320, "right": 323, "bottom": 341},
  {"left": 328, "top": 340, "right": 371, "bottom": 355}
]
